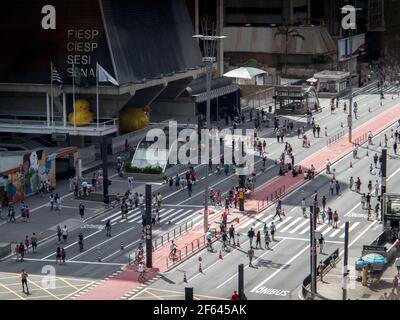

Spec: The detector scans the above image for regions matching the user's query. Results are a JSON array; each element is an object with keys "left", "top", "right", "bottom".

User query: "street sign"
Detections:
[{"left": 362, "top": 245, "right": 386, "bottom": 252}]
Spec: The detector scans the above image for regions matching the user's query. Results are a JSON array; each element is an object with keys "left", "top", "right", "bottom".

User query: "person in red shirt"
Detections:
[{"left": 231, "top": 291, "right": 239, "bottom": 300}]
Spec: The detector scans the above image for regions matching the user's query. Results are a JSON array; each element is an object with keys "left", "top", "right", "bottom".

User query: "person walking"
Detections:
[
  {"left": 247, "top": 228, "right": 255, "bottom": 248},
  {"left": 15, "top": 244, "right": 20, "bottom": 262},
  {"left": 21, "top": 270, "right": 29, "bottom": 295},
  {"left": 255, "top": 231, "right": 262, "bottom": 249},
  {"left": 61, "top": 248, "right": 66, "bottom": 264},
  {"left": 329, "top": 180, "right": 335, "bottom": 196},
  {"left": 247, "top": 247, "right": 255, "bottom": 267},
  {"left": 228, "top": 225, "right": 235, "bottom": 245},
  {"left": 8, "top": 205, "right": 16, "bottom": 222},
  {"left": 187, "top": 179, "right": 192, "bottom": 197},
  {"left": 78, "top": 202, "right": 85, "bottom": 221},
  {"left": 273, "top": 206, "right": 282, "bottom": 221},
  {"left": 25, "top": 205, "right": 30, "bottom": 222},
  {"left": 62, "top": 225, "right": 68, "bottom": 243},
  {"left": 333, "top": 211, "right": 339, "bottom": 228},
  {"left": 270, "top": 222, "right": 276, "bottom": 241},
  {"left": 321, "top": 195, "right": 327, "bottom": 212},
  {"left": 19, "top": 242, "right": 25, "bottom": 262},
  {"left": 335, "top": 180, "right": 341, "bottom": 196},
  {"left": 264, "top": 231, "right": 271, "bottom": 250},
  {"left": 231, "top": 291, "right": 239, "bottom": 300},
  {"left": 395, "top": 256, "right": 400, "bottom": 274},
  {"left": 56, "top": 225, "right": 62, "bottom": 242},
  {"left": 301, "top": 198, "right": 307, "bottom": 218},
  {"left": 49, "top": 193, "right": 54, "bottom": 210},
  {"left": 105, "top": 219, "right": 112, "bottom": 237},
  {"left": 318, "top": 234, "right": 325, "bottom": 254},
  {"left": 55, "top": 247, "right": 61, "bottom": 264}
]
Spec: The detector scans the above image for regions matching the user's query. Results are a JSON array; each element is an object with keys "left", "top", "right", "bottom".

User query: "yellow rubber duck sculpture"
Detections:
[
  {"left": 68, "top": 99, "right": 93, "bottom": 126},
  {"left": 119, "top": 108, "right": 149, "bottom": 132}
]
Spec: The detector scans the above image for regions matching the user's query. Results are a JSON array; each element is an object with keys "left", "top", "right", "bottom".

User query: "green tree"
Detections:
[{"left": 274, "top": 25, "right": 305, "bottom": 76}]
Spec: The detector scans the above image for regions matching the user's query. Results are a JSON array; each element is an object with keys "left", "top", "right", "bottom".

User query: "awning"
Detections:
[
  {"left": 192, "top": 84, "right": 239, "bottom": 103},
  {"left": 224, "top": 67, "right": 267, "bottom": 79}
]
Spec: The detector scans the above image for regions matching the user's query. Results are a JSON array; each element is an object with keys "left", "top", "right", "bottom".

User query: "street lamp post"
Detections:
[
  {"left": 193, "top": 21, "right": 226, "bottom": 233},
  {"left": 348, "top": 27, "right": 353, "bottom": 143}
]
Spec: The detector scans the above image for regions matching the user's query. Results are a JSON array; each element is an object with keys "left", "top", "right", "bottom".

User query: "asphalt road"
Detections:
[{"left": 0, "top": 81, "right": 399, "bottom": 300}]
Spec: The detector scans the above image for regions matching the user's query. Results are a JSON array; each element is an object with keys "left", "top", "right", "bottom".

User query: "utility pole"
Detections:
[
  {"left": 381, "top": 149, "right": 387, "bottom": 229},
  {"left": 310, "top": 207, "right": 317, "bottom": 296},
  {"left": 193, "top": 21, "right": 226, "bottom": 233},
  {"left": 348, "top": 27, "right": 353, "bottom": 143},
  {"left": 101, "top": 136, "right": 109, "bottom": 204},
  {"left": 238, "top": 264, "right": 244, "bottom": 300},
  {"left": 145, "top": 184, "right": 152, "bottom": 268},
  {"left": 342, "top": 221, "right": 349, "bottom": 300},
  {"left": 185, "top": 287, "right": 194, "bottom": 300},
  {"left": 238, "top": 140, "right": 245, "bottom": 212}
]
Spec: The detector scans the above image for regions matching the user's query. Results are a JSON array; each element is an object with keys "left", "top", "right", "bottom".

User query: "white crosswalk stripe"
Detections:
[
  {"left": 279, "top": 217, "right": 302, "bottom": 233},
  {"left": 339, "top": 222, "right": 360, "bottom": 238},
  {"left": 289, "top": 219, "right": 309, "bottom": 233},
  {"left": 329, "top": 221, "right": 345, "bottom": 238},
  {"left": 274, "top": 216, "right": 293, "bottom": 229},
  {"left": 169, "top": 209, "right": 197, "bottom": 223}
]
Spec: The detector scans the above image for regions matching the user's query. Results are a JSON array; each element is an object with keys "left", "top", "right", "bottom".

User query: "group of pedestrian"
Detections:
[{"left": 49, "top": 193, "right": 62, "bottom": 211}]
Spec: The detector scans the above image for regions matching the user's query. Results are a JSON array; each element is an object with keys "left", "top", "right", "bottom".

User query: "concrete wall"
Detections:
[
  {"left": 151, "top": 100, "right": 196, "bottom": 117},
  {"left": 78, "top": 145, "right": 96, "bottom": 165},
  {"left": 0, "top": 155, "right": 23, "bottom": 172}
]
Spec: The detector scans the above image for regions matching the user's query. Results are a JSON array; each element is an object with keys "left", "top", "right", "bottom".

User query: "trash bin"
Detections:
[{"left": 268, "top": 106, "right": 272, "bottom": 113}]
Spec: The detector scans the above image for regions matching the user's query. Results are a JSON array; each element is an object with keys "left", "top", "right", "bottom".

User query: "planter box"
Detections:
[{"left": 127, "top": 172, "right": 164, "bottom": 182}]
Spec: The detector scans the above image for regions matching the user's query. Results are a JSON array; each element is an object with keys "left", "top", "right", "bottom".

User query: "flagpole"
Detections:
[
  {"left": 72, "top": 63, "right": 76, "bottom": 130},
  {"left": 96, "top": 62, "right": 99, "bottom": 130},
  {"left": 50, "top": 62, "right": 53, "bottom": 128}
]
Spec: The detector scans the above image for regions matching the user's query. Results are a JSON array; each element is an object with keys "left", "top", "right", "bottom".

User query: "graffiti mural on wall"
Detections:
[{"left": 1, "top": 150, "right": 56, "bottom": 203}]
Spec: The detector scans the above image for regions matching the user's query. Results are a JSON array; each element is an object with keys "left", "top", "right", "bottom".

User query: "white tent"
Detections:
[{"left": 223, "top": 67, "right": 267, "bottom": 80}]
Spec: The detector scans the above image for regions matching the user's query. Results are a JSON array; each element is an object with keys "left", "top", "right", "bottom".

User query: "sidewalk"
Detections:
[
  {"left": 317, "top": 251, "right": 400, "bottom": 300},
  {"left": 244, "top": 102, "right": 400, "bottom": 212}
]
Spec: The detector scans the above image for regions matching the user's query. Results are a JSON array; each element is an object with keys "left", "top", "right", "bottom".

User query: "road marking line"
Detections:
[
  {"left": 22, "top": 258, "right": 125, "bottom": 266},
  {"left": 339, "top": 221, "right": 360, "bottom": 238},
  {"left": 289, "top": 219, "right": 309, "bottom": 233},
  {"left": 215, "top": 239, "right": 287, "bottom": 288},
  {"left": 0, "top": 281, "right": 26, "bottom": 300},
  {"left": 169, "top": 209, "right": 196, "bottom": 224},
  {"left": 274, "top": 216, "right": 293, "bottom": 228},
  {"left": 41, "top": 228, "right": 104, "bottom": 260},
  {"left": 329, "top": 221, "right": 346, "bottom": 238},
  {"left": 67, "top": 225, "right": 137, "bottom": 261},
  {"left": 279, "top": 217, "right": 302, "bottom": 233},
  {"left": 26, "top": 279, "right": 61, "bottom": 300},
  {"left": 250, "top": 244, "right": 310, "bottom": 293}
]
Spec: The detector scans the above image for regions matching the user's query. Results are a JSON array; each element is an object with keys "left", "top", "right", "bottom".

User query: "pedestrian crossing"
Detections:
[
  {"left": 99, "top": 206, "right": 205, "bottom": 226},
  {"left": 362, "top": 84, "right": 400, "bottom": 95},
  {"left": 253, "top": 213, "right": 365, "bottom": 239}
]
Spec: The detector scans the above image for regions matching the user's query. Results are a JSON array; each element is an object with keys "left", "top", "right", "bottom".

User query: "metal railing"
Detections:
[
  {"left": 353, "top": 133, "right": 368, "bottom": 146},
  {"left": 326, "top": 130, "right": 345, "bottom": 146},
  {"left": 300, "top": 248, "right": 339, "bottom": 300},
  {"left": 153, "top": 220, "right": 193, "bottom": 251},
  {"left": 257, "top": 185, "right": 286, "bottom": 213},
  {"left": 0, "top": 118, "right": 118, "bottom": 130},
  {"left": 166, "top": 229, "right": 218, "bottom": 269}
]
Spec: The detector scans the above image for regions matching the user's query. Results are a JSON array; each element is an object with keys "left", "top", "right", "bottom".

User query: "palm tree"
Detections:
[{"left": 274, "top": 25, "right": 305, "bottom": 76}]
